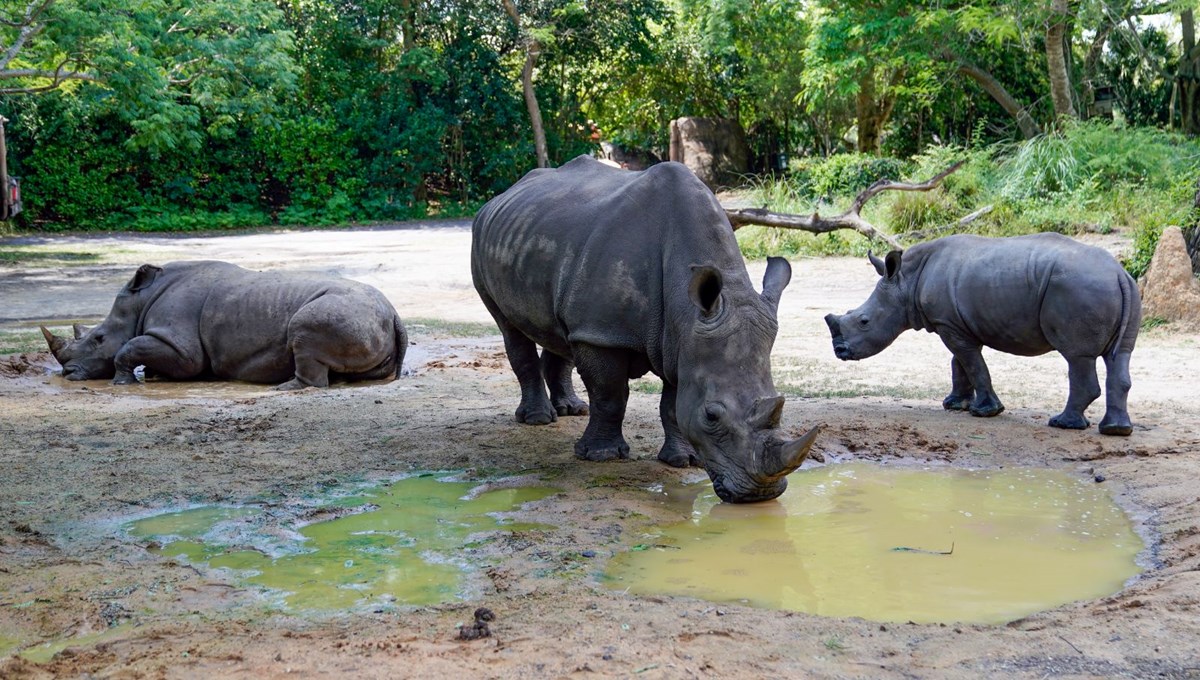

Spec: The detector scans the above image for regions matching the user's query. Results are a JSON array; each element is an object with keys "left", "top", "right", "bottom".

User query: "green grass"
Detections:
[
  {"left": 1140, "top": 316, "right": 1170, "bottom": 331},
  {"left": 403, "top": 318, "right": 498, "bottom": 338},
  {"left": 0, "top": 250, "right": 103, "bottom": 265},
  {"left": 630, "top": 376, "right": 664, "bottom": 394},
  {"left": 0, "top": 328, "right": 62, "bottom": 355},
  {"left": 738, "top": 122, "right": 1200, "bottom": 278}
]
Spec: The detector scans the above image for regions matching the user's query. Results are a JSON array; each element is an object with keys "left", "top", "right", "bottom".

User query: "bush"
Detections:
[{"left": 805, "top": 153, "right": 912, "bottom": 200}]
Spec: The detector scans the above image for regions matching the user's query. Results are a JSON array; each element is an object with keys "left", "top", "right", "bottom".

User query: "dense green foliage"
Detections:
[{"left": 1, "top": 0, "right": 1198, "bottom": 276}]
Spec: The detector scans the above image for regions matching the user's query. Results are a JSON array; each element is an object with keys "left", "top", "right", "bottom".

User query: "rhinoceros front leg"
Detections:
[
  {"left": 942, "top": 356, "right": 974, "bottom": 411},
  {"left": 541, "top": 350, "right": 589, "bottom": 417},
  {"left": 658, "top": 381, "right": 700, "bottom": 468},
  {"left": 1049, "top": 355, "right": 1101, "bottom": 430},
  {"left": 941, "top": 337, "right": 1004, "bottom": 417},
  {"left": 570, "top": 343, "right": 631, "bottom": 461},
  {"left": 113, "top": 335, "right": 203, "bottom": 385},
  {"left": 1098, "top": 350, "right": 1133, "bottom": 436}
]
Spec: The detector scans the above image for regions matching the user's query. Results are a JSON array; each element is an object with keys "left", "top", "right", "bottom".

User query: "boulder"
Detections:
[
  {"left": 1140, "top": 226, "right": 1200, "bottom": 330},
  {"left": 668, "top": 117, "right": 749, "bottom": 189}
]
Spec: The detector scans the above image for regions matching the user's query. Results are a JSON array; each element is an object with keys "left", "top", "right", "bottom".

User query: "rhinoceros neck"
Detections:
[{"left": 901, "top": 244, "right": 935, "bottom": 333}]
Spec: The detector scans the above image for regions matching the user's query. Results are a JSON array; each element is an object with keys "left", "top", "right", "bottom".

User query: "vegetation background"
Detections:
[{"left": 3, "top": 0, "right": 1200, "bottom": 276}]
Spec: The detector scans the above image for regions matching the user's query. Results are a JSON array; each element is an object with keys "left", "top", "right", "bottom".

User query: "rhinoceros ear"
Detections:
[
  {"left": 128, "top": 264, "right": 163, "bottom": 292},
  {"left": 72, "top": 323, "right": 92, "bottom": 340},
  {"left": 688, "top": 264, "right": 723, "bottom": 317},
  {"left": 868, "top": 250, "right": 887, "bottom": 277},
  {"left": 884, "top": 250, "right": 903, "bottom": 280},
  {"left": 761, "top": 257, "right": 792, "bottom": 312}
]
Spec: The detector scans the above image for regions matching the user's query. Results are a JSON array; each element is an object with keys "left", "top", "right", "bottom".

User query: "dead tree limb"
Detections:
[
  {"left": 900, "top": 204, "right": 993, "bottom": 242},
  {"left": 725, "top": 161, "right": 966, "bottom": 252}
]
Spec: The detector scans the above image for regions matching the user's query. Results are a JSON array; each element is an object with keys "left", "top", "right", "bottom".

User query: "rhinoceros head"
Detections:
[
  {"left": 41, "top": 264, "right": 162, "bottom": 380},
  {"left": 676, "top": 256, "right": 821, "bottom": 504},
  {"left": 824, "top": 250, "right": 910, "bottom": 361}
]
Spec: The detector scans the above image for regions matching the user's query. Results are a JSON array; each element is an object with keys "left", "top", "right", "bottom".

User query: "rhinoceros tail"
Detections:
[
  {"left": 1106, "top": 269, "right": 1141, "bottom": 360},
  {"left": 393, "top": 315, "right": 409, "bottom": 379}
]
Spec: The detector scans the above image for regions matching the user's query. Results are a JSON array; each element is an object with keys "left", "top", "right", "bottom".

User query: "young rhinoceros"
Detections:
[
  {"left": 42, "top": 261, "right": 406, "bottom": 389},
  {"left": 824, "top": 233, "right": 1140, "bottom": 436},
  {"left": 472, "top": 155, "right": 820, "bottom": 504}
]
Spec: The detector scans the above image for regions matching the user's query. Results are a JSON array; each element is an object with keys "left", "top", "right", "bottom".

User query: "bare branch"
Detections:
[
  {"left": 899, "top": 204, "right": 993, "bottom": 242},
  {"left": 725, "top": 162, "right": 967, "bottom": 252}
]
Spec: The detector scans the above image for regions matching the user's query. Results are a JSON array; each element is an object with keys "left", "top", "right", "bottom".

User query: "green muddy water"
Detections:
[
  {"left": 127, "top": 475, "right": 557, "bottom": 611},
  {"left": 606, "top": 464, "right": 1144, "bottom": 624}
]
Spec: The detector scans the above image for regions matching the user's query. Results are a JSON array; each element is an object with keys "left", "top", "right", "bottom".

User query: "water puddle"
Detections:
[
  {"left": 606, "top": 464, "right": 1143, "bottom": 624},
  {"left": 126, "top": 475, "right": 557, "bottom": 611}
]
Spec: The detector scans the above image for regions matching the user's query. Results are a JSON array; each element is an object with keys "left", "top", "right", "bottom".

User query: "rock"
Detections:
[
  {"left": 668, "top": 117, "right": 749, "bottom": 190},
  {"left": 1139, "top": 226, "right": 1200, "bottom": 330}
]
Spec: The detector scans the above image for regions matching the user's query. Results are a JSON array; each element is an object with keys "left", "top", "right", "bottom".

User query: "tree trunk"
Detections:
[
  {"left": 856, "top": 68, "right": 883, "bottom": 154},
  {"left": 955, "top": 60, "right": 1042, "bottom": 139},
  {"left": 501, "top": 0, "right": 549, "bottom": 168},
  {"left": 1046, "top": 0, "right": 1077, "bottom": 121},
  {"left": 1178, "top": 10, "right": 1200, "bottom": 135}
]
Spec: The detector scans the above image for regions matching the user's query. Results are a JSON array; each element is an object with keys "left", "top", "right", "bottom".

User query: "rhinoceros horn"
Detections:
[
  {"left": 72, "top": 323, "right": 92, "bottom": 339},
  {"left": 40, "top": 325, "right": 69, "bottom": 358},
  {"left": 748, "top": 395, "right": 785, "bottom": 430},
  {"left": 762, "top": 425, "right": 822, "bottom": 480}
]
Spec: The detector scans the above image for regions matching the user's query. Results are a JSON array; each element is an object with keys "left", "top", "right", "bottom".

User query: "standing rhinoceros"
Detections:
[
  {"left": 471, "top": 155, "right": 820, "bottom": 503},
  {"left": 824, "top": 233, "right": 1140, "bottom": 435},
  {"left": 42, "top": 261, "right": 406, "bottom": 389}
]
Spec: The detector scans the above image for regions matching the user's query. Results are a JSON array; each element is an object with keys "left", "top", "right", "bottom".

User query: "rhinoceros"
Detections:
[
  {"left": 471, "top": 155, "right": 820, "bottom": 503},
  {"left": 42, "top": 261, "right": 406, "bottom": 389},
  {"left": 824, "top": 233, "right": 1140, "bottom": 435}
]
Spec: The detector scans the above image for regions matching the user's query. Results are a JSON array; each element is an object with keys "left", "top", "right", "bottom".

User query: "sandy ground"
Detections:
[{"left": 0, "top": 223, "right": 1198, "bottom": 679}]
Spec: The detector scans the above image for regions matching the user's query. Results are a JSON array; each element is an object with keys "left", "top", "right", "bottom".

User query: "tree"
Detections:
[
  {"left": 0, "top": 0, "right": 297, "bottom": 152},
  {"left": 501, "top": 0, "right": 549, "bottom": 168},
  {"left": 1046, "top": 0, "right": 1078, "bottom": 120}
]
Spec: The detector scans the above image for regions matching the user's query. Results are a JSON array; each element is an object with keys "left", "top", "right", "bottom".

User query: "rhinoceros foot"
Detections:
[
  {"left": 1098, "top": 417, "right": 1133, "bottom": 437},
  {"left": 553, "top": 396, "right": 589, "bottom": 417},
  {"left": 658, "top": 439, "right": 701, "bottom": 468},
  {"left": 112, "top": 373, "right": 139, "bottom": 386},
  {"left": 942, "top": 392, "right": 973, "bottom": 411},
  {"left": 273, "top": 378, "right": 316, "bottom": 391},
  {"left": 1049, "top": 412, "right": 1090, "bottom": 430},
  {"left": 574, "top": 435, "right": 630, "bottom": 462},
  {"left": 968, "top": 394, "right": 1005, "bottom": 418},
  {"left": 516, "top": 402, "right": 557, "bottom": 425}
]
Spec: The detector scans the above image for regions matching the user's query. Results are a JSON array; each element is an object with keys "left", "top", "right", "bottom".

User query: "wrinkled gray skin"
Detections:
[
  {"left": 825, "top": 233, "right": 1140, "bottom": 436},
  {"left": 42, "top": 261, "right": 406, "bottom": 389},
  {"left": 472, "top": 155, "right": 820, "bottom": 503}
]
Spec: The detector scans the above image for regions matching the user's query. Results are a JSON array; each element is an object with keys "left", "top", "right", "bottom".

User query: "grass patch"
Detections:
[
  {"left": 1140, "top": 316, "right": 1170, "bottom": 331},
  {"left": 630, "top": 376, "right": 663, "bottom": 394},
  {"left": 0, "top": 328, "right": 62, "bottom": 355},
  {"left": 0, "top": 250, "right": 103, "bottom": 265},
  {"left": 403, "top": 318, "right": 498, "bottom": 338}
]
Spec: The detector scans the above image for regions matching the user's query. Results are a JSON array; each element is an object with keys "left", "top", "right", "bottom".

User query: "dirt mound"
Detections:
[
  {"left": 0, "top": 351, "right": 56, "bottom": 378},
  {"left": 1140, "top": 226, "right": 1200, "bottom": 330}
]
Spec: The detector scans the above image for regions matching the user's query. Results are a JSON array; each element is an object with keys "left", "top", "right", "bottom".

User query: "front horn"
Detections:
[
  {"left": 762, "top": 425, "right": 822, "bottom": 480},
  {"left": 40, "top": 325, "right": 69, "bottom": 358}
]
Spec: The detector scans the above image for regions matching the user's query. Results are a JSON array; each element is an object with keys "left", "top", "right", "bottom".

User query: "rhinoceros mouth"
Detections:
[
  {"left": 832, "top": 342, "right": 855, "bottom": 361},
  {"left": 711, "top": 475, "right": 787, "bottom": 504}
]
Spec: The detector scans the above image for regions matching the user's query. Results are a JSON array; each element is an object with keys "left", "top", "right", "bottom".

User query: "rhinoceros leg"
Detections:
[
  {"left": 942, "top": 340, "right": 1004, "bottom": 417},
  {"left": 113, "top": 335, "right": 204, "bottom": 385},
  {"left": 942, "top": 356, "right": 974, "bottom": 411},
  {"left": 658, "top": 382, "right": 700, "bottom": 467},
  {"left": 1049, "top": 355, "right": 1101, "bottom": 430},
  {"left": 476, "top": 290, "right": 557, "bottom": 425},
  {"left": 1098, "top": 351, "right": 1133, "bottom": 436},
  {"left": 570, "top": 343, "right": 631, "bottom": 461},
  {"left": 541, "top": 350, "right": 588, "bottom": 417}
]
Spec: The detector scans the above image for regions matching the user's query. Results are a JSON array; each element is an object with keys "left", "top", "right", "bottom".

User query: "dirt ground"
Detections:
[{"left": 0, "top": 223, "right": 1198, "bottom": 679}]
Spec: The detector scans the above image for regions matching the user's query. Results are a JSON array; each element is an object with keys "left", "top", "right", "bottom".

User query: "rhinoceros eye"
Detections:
[
  {"left": 858, "top": 316, "right": 869, "bottom": 328},
  {"left": 703, "top": 403, "right": 726, "bottom": 426}
]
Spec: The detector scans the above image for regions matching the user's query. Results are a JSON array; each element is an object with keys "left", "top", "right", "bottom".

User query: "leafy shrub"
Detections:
[{"left": 806, "top": 153, "right": 911, "bottom": 200}]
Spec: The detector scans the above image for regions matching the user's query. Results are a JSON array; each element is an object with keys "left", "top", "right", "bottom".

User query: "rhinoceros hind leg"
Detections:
[
  {"left": 542, "top": 350, "right": 588, "bottom": 417},
  {"left": 571, "top": 343, "right": 631, "bottom": 461},
  {"left": 942, "top": 356, "right": 974, "bottom": 411},
  {"left": 1050, "top": 355, "right": 1101, "bottom": 430},
  {"left": 658, "top": 383, "right": 700, "bottom": 467},
  {"left": 481, "top": 296, "right": 556, "bottom": 425},
  {"left": 1098, "top": 351, "right": 1133, "bottom": 436}
]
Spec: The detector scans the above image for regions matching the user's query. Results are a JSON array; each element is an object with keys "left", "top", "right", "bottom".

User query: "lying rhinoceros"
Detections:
[
  {"left": 471, "top": 155, "right": 820, "bottom": 503},
  {"left": 824, "top": 233, "right": 1140, "bottom": 435},
  {"left": 42, "top": 261, "right": 406, "bottom": 389}
]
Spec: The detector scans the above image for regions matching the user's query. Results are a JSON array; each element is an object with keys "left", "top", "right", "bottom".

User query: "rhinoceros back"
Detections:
[{"left": 471, "top": 155, "right": 745, "bottom": 374}]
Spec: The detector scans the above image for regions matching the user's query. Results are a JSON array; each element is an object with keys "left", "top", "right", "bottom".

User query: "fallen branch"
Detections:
[
  {"left": 725, "top": 161, "right": 966, "bottom": 252},
  {"left": 900, "top": 204, "right": 993, "bottom": 243}
]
